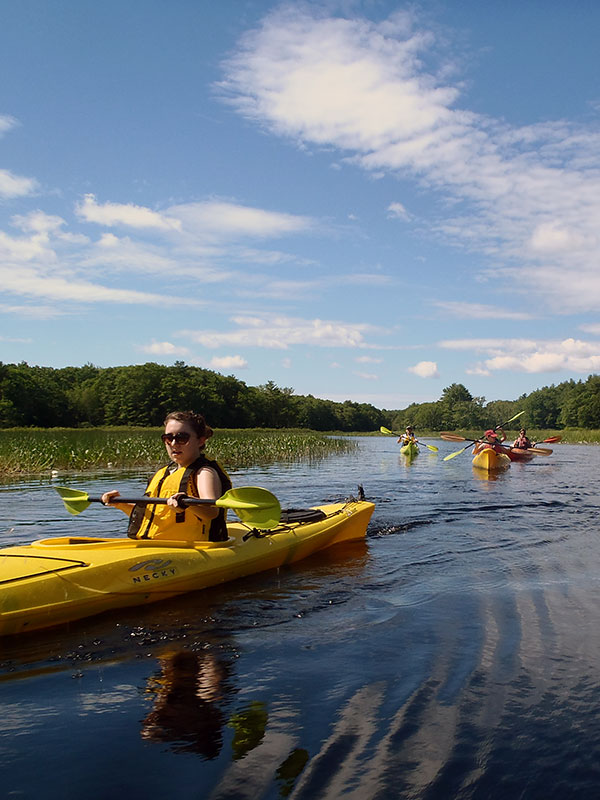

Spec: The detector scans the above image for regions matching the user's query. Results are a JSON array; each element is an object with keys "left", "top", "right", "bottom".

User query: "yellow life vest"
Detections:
[{"left": 128, "top": 456, "right": 232, "bottom": 542}]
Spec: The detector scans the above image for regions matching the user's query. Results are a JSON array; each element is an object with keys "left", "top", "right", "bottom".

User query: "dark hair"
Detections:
[{"left": 164, "top": 411, "right": 213, "bottom": 443}]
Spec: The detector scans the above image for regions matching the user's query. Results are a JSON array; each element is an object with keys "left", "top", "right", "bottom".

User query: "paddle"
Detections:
[
  {"left": 379, "top": 427, "right": 439, "bottom": 452},
  {"left": 443, "top": 442, "right": 477, "bottom": 461},
  {"left": 441, "top": 433, "right": 559, "bottom": 446},
  {"left": 441, "top": 410, "right": 526, "bottom": 461},
  {"left": 55, "top": 486, "right": 282, "bottom": 530}
]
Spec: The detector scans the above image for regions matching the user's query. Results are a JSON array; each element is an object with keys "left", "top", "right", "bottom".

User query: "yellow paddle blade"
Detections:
[
  {"left": 55, "top": 486, "right": 91, "bottom": 515},
  {"left": 380, "top": 426, "right": 394, "bottom": 435},
  {"left": 443, "top": 445, "right": 472, "bottom": 461},
  {"left": 215, "top": 487, "right": 281, "bottom": 530}
]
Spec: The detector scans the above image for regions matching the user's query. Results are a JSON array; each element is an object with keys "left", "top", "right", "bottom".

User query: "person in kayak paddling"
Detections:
[
  {"left": 473, "top": 428, "right": 506, "bottom": 454},
  {"left": 101, "top": 410, "right": 232, "bottom": 541},
  {"left": 397, "top": 425, "right": 416, "bottom": 445},
  {"left": 512, "top": 428, "right": 535, "bottom": 449}
]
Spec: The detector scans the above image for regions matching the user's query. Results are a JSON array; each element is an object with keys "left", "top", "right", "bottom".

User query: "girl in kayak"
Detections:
[
  {"left": 473, "top": 427, "right": 506, "bottom": 454},
  {"left": 512, "top": 428, "right": 534, "bottom": 449},
  {"left": 397, "top": 425, "right": 417, "bottom": 445},
  {"left": 101, "top": 411, "right": 232, "bottom": 541}
]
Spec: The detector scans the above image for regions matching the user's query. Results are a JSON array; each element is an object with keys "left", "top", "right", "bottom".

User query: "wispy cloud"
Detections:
[
  {"left": 0, "top": 168, "right": 38, "bottom": 198},
  {"left": 441, "top": 336, "right": 600, "bottom": 375},
  {"left": 76, "top": 193, "right": 182, "bottom": 231},
  {"left": 179, "top": 313, "right": 377, "bottom": 349},
  {"left": 434, "top": 301, "right": 535, "bottom": 321},
  {"left": 354, "top": 370, "right": 379, "bottom": 380},
  {"left": 0, "top": 114, "right": 19, "bottom": 136},
  {"left": 387, "top": 202, "right": 411, "bottom": 221},
  {"left": 220, "top": 6, "right": 600, "bottom": 313},
  {"left": 0, "top": 302, "right": 66, "bottom": 319},
  {"left": 167, "top": 200, "right": 313, "bottom": 241}
]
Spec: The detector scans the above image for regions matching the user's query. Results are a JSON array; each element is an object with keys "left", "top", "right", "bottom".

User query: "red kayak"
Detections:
[{"left": 506, "top": 447, "right": 535, "bottom": 462}]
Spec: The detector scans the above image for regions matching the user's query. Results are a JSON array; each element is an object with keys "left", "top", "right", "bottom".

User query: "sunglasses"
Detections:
[{"left": 161, "top": 432, "right": 191, "bottom": 445}]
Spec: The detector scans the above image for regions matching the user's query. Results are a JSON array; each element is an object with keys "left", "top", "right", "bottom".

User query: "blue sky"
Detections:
[{"left": 2, "top": 0, "right": 600, "bottom": 410}]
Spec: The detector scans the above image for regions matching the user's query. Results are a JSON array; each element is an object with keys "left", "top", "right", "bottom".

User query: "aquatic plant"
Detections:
[{"left": 0, "top": 427, "right": 356, "bottom": 475}]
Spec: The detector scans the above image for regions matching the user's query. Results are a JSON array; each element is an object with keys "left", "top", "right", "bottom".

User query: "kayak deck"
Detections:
[
  {"left": 400, "top": 441, "right": 419, "bottom": 458},
  {"left": 472, "top": 447, "right": 511, "bottom": 471},
  {"left": 0, "top": 499, "right": 374, "bottom": 636}
]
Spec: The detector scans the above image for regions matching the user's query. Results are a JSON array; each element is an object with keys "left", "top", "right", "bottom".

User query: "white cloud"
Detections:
[
  {"left": 139, "top": 341, "right": 190, "bottom": 356},
  {"left": 11, "top": 211, "right": 66, "bottom": 235},
  {"left": 408, "top": 360, "right": 439, "bottom": 378},
  {"left": 209, "top": 355, "right": 248, "bottom": 369},
  {"left": 0, "top": 265, "right": 196, "bottom": 306},
  {"left": 355, "top": 355, "right": 383, "bottom": 363},
  {"left": 179, "top": 314, "right": 376, "bottom": 349},
  {"left": 168, "top": 200, "right": 312, "bottom": 240},
  {"left": 442, "top": 336, "right": 600, "bottom": 375},
  {"left": 220, "top": 6, "right": 600, "bottom": 313},
  {"left": 581, "top": 323, "right": 600, "bottom": 335},
  {"left": 387, "top": 201, "right": 411, "bottom": 221},
  {"left": 76, "top": 193, "right": 182, "bottom": 231},
  {"left": 354, "top": 370, "right": 379, "bottom": 380},
  {"left": 0, "top": 168, "right": 38, "bottom": 198},
  {"left": 0, "top": 114, "right": 19, "bottom": 136},
  {"left": 0, "top": 303, "right": 65, "bottom": 319},
  {"left": 434, "top": 301, "right": 534, "bottom": 321}
]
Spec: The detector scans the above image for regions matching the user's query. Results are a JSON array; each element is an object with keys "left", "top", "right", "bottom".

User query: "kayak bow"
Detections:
[{"left": 0, "top": 498, "right": 374, "bottom": 636}]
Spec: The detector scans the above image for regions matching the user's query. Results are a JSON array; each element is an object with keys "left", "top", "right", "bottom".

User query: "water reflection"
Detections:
[
  {"left": 139, "top": 647, "right": 310, "bottom": 796},
  {"left": 141, "top": 649, "right": 231, "bottom": 758}
]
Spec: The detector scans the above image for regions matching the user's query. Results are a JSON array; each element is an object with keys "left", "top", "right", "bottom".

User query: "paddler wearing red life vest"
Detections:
[{"left": 473, "top": 427, "right": 506, "bottom": 455}]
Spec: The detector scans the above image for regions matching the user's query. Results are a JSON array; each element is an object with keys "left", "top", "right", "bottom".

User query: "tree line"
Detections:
[
  {"left": 387, "top": 377, "right": 600, "bottom": 431},
  {"left": 2, "top": 361, "right": 599, "bottom": 431},
  {"left": 0, "top": 361, "right": 385, "bottom": 431}
]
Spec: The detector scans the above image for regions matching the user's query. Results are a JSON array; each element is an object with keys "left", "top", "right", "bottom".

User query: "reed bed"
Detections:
[{"left": 0, "top": 428, "right": 356, "bottom": 476}]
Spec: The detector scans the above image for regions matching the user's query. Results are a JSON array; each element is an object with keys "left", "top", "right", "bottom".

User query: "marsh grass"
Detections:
[{"left": 0, "top": 427, "right": 356, "bottom": 476}]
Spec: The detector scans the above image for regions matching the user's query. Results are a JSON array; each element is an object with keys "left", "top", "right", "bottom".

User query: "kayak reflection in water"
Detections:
[
  {"left": 140, "top": 649, "right": 230, "bottom": 758},
  {"left": 101, "top": 410, "right": 232, "bottom": 542},
  {"left": 512, "top": 428, "right": 535, "bottom": 449},
  {"left": 474, "top": 427, "right": 506, "bottom": 454}
]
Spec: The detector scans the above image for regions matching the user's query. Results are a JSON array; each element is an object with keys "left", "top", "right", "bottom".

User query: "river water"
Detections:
[{"left": 1, "top": 437, "right": 600, "bottom": 799}]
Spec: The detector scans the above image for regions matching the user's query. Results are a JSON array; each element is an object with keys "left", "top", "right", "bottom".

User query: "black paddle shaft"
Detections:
[{"left": 90, "top": 496, "right": 217, "bottom": 508}]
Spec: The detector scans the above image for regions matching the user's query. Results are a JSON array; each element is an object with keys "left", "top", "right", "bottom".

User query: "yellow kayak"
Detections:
[
  {"left": 472, "top": 447, "right": 511, "bottom": 471},
  {"left": 400, "top": 441, "right": 419, "bottom": 459},
  {"left": 0, "top": 499, "right": 374, "bottom": 636}
]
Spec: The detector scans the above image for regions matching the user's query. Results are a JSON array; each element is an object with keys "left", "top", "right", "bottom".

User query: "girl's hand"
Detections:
[
  {"left": 101, "top": 490, "right": 121, "bottom": 505},
  {"left": 167, "top": 492, "right": 188, "bottom": 509}
]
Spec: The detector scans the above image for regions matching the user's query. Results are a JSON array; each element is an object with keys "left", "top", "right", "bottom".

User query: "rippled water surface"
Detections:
[{"left": 2, "top": 437, "right": 600, "bottom": 799}]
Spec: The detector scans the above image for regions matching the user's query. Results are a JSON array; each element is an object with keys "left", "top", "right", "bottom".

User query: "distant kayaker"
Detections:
[
  {"left": 101, "top": 410, "right": 232, "bottom": 541},
  {"left": 474, "top": 428, "right": 506, "bottom": 454},
  {"left": 512, "top": 428, "right": 534, "bottom": 449},
  {"left": 397, "top": 425, "right": 417, "bottom": 445}
]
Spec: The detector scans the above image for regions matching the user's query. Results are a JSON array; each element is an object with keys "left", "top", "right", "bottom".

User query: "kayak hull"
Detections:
[
  {"left": 472, "top": 448, "right": 511, "bottom": 471},
  {"left": 0, "top": 500, "right": 374, "bottom": 636},
  {"left": 400, "top": 441, "right": 419, "bottom": 458},
  {"left": 507, "top": 447, "right": 535, "bottom": 462}
]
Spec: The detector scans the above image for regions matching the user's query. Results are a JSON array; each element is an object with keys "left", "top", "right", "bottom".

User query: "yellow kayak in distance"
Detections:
[
  {"left": 0, "top": 499, "right": 374, "bottom": 637},
  {"left": 400, "top": 441, "right": 419, "bottom": 459},
  {"left": 472, "top": 447, "right": 511, "bottom": 471}
]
